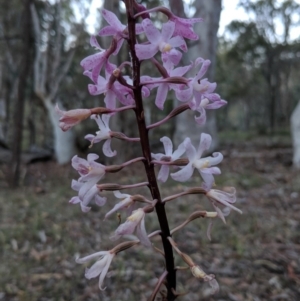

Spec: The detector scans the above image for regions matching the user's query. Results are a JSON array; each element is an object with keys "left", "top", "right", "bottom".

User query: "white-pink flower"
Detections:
[
  {"left": 84, "top": 62, "right": 134, "bottom": 109},
  {"left": 206, "top": 187, "right": 242, "bottom": 222},
  {"left": 152, "top": 136, "right": 186, "bottom": 182},
  {"left": 105, "top": 191, "right": 135, "bottom": 219},
  {"left": 85, "top": 114, "right": 116, "bottom": 157},
  {"left": 110, "top": 208, "right": 151, "bottom": 247},
  {"left": 76, "top": 251, "right": 114, "bottom": 290},
  {"left": 70, "top": 180, "right": 106, "bottom": 212},
  {"left": 171, "top": 133, "right": 223, "bottom": 188}
]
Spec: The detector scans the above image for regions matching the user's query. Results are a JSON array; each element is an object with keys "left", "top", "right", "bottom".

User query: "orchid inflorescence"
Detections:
[{"left": 56, "top": 1, "right": 241, "bottom": 299}]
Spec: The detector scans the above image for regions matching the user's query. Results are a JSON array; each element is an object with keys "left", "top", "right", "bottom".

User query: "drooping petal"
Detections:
[
  {"left": 98, "top": 255, "right": 114, "bottom": 290},
  {"left": 157, "top": 165, "right": 170, "bottom": 183},
  {"left": 104, "top": 90, "right": 117, "bottom": 109},
  {"left": 155, "top": 83, "right": 169, "bottom": 110},
  {"left": 102, "top": 139, "right": 116, "bottom": 157},
  {"left": 171, "top": 163, "right": 194, "bottom": 182},
  {"left": 194, "top": 106, "right": 206, "bottom": 125},
  {"left": 136, "top": 217, "right": 151, "bottom": 247},
  {"left": 85, "top": 259, "right": 106, "bottom": 279}
]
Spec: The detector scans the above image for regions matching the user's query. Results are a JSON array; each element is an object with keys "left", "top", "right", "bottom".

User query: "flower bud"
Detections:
[{"left": 55, "top": 104, "right": 91, "bottom": 131}]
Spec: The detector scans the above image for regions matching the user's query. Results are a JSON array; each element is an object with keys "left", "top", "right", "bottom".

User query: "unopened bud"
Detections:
[{"left": 55, "top": 104, "right": 91, "bottom": 131}]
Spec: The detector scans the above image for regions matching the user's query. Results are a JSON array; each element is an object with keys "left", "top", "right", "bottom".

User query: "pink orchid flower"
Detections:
[
  {"left": 70, "top": 180, "right": 106, "bottom": 212},
  {"left": 99, "top": 9, "right": 143, "bottom": 55},
  {"left": 85, "top": 114, "right": 116, "bottom": 157},
  {"left": 76, "top": 251, "right": 115, "bottom": 290},
  {"left": 110, "top": 208, "right": 151, "bottom": 247},
  {"left": 105, "top": 191, "right": 135, "bottom": 219},
  {"left": 152, "top": 136, "right": 186, "bottom": 182},
  {"left": 176, "top": 59, "right": 221, "bottom": 109},
  {"left": 171, "top": 133, "right": 223, "bottom": 188},
  {"left": 85, "top": 62, "right": 134, "bottom": 109},
  {"left": 190, "top": 97, "right": 227, "bottom": 125},
  {"left": 135, "top": 19, "right": 187, "bottom": 63},
  {"left": 80, "top": 36, "right": 111, "bottom": 84}
]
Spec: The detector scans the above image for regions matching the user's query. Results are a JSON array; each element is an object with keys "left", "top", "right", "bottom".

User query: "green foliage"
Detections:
[{"left": 216, "top": 0, "right": 300, "bottom": 133}]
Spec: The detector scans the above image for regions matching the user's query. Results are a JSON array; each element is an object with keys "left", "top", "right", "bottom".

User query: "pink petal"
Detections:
[
  {"left": 94, "top": 195, "right": 107, "bottom": 207},
  {"left": 135, "top": 44, "right": 158, "bottom": 60},
  {"left": 98, "top": 255, "right": 114, "bottom": 290},
  {"left": 196, "top": 60, "right": 211, "bottom": 81},
  {"left": 206, "top": 100, "right": 227, "bottom": 109},
  {"left": 160, "top": 136, "right": 173, "bottom": 155},
  {"left": 161, "top": 21, "right": 175, "bottom": 41},
  {"left": 142, "top": 18, "right": 161, "bottom": 44},
  {"left": 155, "top": 83, "right": 169, "bottom": 110},
  {"left": 172, "top": 140, "right": 186, "bottom": 159},
  {"left": 171, "top": 64, "right": 193, "bottom": 77},
  {"left": 98, "top": 25, "right": 118, "bottom": 36},
  {"left": 184, "top": 138, "right": 197, "bottom": 161},
  {"left": 157, "top": 165, "right": 170, "bottom": 183},
  {"left": 171, "top": 163, "right": 194, "bottom": 182},
  {"left": 104, "top": 90, "right": 116, "bottom": 109},
  {"left": 90, "top": 36, "right": 102, "bottom": 49},
  {"left": 195, "top": 106, "right": 206, "bottom": 125},
  {"left": 135, "top": 23, "right": 144, "bottom": 34},
  {"left": 136, "top": 218, "right": 151, "bottom": 247},
  {"left": 85, "top": 259, "right": 106, "bottom": 279},
  {"left": 87, "top": 153, "right": 99, "bottom": 162},
  {"left": 102, "top": 9, "right": 124, "bottom": 31},
  {"left": 176, "top": 86, "right": 193, "bottom": 102},
  {"left": 197, "top": 133, "right": 212, "bottom": 158},
  {"left": 69, "top": 196, "right": 80, "bottom": 204},
  {"left": 199, "top": 170, "right": 215, "bottom": 189},
  {"left": 102, "top": 139, "right": 116, "bottom": 157},
  {"left": 169, "top": 36, "right": 187, "bottom": 52}
]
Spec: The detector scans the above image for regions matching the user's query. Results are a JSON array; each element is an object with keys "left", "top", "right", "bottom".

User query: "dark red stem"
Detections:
[{"left": 124, "top": 1, "right": 176, "bottom": 300}]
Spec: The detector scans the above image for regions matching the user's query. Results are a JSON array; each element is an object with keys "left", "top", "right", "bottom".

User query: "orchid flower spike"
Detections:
[{"left": 171, "top": 133, "right": 223, "bottom": 189}]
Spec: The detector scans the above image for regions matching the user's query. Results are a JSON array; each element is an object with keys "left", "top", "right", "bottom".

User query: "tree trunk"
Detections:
[
  {"left": 171, "top": 0, "right": 222, "bottom": 150},
  {"left": 291, "top": 100, "right": 300, "bottom": 168},
  {"left": 45, "top": 99, "right": 76, "bottom": 164},
  {"left": 9, "top": 0, "right": 32, "bottom": 187}
]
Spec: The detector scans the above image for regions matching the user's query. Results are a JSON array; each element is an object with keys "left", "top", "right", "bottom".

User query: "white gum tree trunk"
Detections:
[{"left": 291, "top": 101, "right": 300, "bottom": 168}]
